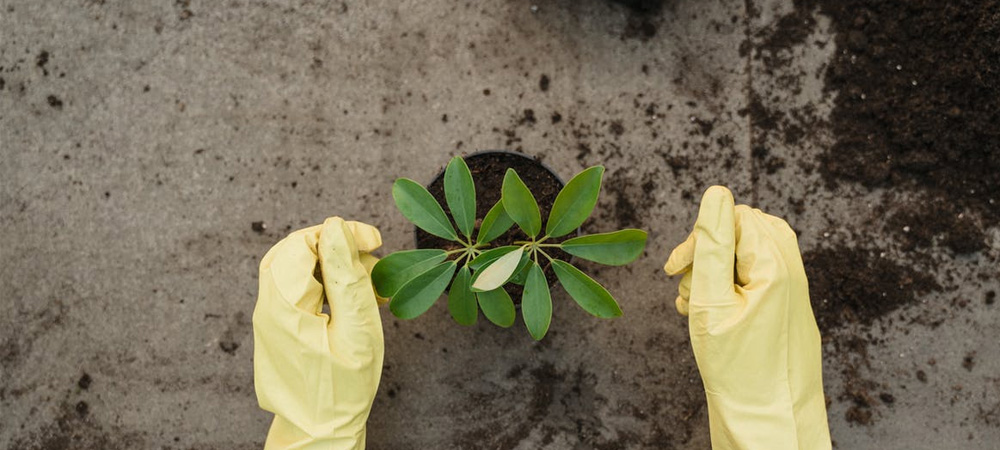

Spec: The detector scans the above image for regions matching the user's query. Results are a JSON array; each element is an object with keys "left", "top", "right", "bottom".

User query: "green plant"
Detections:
[{"left": 372, "top": 156, "right": 647, "bottom": 340}]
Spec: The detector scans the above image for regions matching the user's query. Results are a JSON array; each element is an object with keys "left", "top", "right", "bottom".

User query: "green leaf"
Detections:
[
  {"left": 561, "top": 229, "right": 648, "bottom": 266},
  {"left": 371, "top": 249, "right": 448, "bottom": 298},
  {"left": 477, "top": 200, "right": 515, "bottom": 244},
  {"left": 468, "top": 245, "right": 519, "bottom": 271},
  {"left": 551, "top": 259, "right": 622, "bottom": 318},
  {"left": 507, "top": 252, "right": 532, "bottom": 285},
  {"left": 477, "top": 288, "right": 515, "bottom": 328},
  {"left": 392, "top": 178, "right": 458, "bottom": 241},
  {"left": 501, "top": 169, "right": 542, "bottom": 237},
  {"left": 444, "top": 156, "right": 476, "bottom": 239},
  {"left": 546, "top": 166, "right": 604, "bottom": 238},
  {"left": 448, "top": 265, "right": 477, "bottom": 326},
  {"left": 389, "top": 261, "right": 457, "bottom": 319},
  {"left": 522, "top": 263, "right": 553, "bottom": 340},
  {"left": 471, "top": 247, "right": 524, "bottom": 292}
]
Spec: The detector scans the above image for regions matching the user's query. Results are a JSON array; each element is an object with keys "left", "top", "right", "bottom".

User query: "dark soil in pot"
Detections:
[{"left": 416, "top": 151, "right": 572, "bottom": 300}]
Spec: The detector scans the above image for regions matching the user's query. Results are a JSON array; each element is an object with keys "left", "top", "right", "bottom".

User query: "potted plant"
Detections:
[{"left": 372, "top": 152, "right": 647, "bottom": 340}]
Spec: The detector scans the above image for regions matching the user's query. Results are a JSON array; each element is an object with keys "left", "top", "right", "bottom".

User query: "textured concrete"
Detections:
[{"left": 1, "top": 0, "right": 997, "bottom": 449}]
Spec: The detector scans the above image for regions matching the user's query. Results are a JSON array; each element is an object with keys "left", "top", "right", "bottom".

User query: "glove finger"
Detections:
[
  {"left": 679, "top": 269, "right": 692, "bottom": 300},
  {"left": 257, "top": 225, "right": 325, "bottom": 313},
  {"left": 664, "top": 230, "right": 696, "bottom": 276},
  {"left": 676, "top": 271, "right": 692, "bottom": 316},
  {"left": 759, "top": 210, "right": 800, "bottom": 242},
  {"left": 756, "top": 209, "right": 808, "bottom": 284},
  {"left": 359, "top": 252, "right": 389, "bottom": 305},
  {"left": 733, "top": 208, "right": 786, "bottom": 292},
  {"left": 733, "top": 204, "right": 752, "bottom": 286},
  {"left": 346, "top": 219, "right": 386, "bottom": 305},
  {"left": 317, "top": 217, "right": 383, "bottom": 352},
  {"left": 345, "top": 220, "right": 383, "bottom": 253},
  {"left": 690, "top": 186, "right": 738, "bottom": 305},
  {"left": 675, "top": 296, "right": 689, "bottom": 316}
]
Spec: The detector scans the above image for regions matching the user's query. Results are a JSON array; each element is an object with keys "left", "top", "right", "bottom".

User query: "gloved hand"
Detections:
[
  {"left": 253, "top": 217, "right": 386, "bottom": 450},
  {"left": 664, "top": 186, "right": 831, "bottom": 450}
]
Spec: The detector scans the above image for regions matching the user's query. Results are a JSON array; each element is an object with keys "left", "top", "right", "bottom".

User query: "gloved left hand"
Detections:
[{"left": 253, "top": 217, "right": 385, "bottom": 450}]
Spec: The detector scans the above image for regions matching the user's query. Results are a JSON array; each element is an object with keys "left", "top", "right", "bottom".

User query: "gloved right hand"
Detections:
[
  {"left": 253, "top": 217, "right": 385, "bottom": 450},
  {"left": 664, "top": 186, "right": 831, "bottom": 450}
]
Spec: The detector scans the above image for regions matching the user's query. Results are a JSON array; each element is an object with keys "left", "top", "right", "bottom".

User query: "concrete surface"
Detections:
[{"left": 1, "top": 0, "right": 997, "bottom": 449}]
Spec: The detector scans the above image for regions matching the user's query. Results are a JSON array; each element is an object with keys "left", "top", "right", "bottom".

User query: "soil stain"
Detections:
[
  {"left": 454, "top": 361, "right": 678, "bottom": 448},
  {"left": 11, "top": 401, "right": 142, "bottom": 449},
  {"left": 885, "top": 197, "right": 987, "bottom": 254},
  {"left": 803, "top": 245, "right": 941, "bottom": 425},
  {"left": 803, "top": 246, "right": 940, "bottom": 332},
  {"left": 759, "top": 0, "right": 1000, "bottom": 427},
  {"left": 47, "top": 95, "right": 64, "bottom": 109}
]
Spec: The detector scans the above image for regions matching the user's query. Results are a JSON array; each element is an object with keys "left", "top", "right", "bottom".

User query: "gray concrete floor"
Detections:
[{"left": 2, "top": 0, "right": 998, "bottom": 449}]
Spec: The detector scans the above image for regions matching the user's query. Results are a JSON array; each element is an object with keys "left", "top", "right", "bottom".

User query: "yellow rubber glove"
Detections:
[
  {"left": 664, "top": 187, "right": 831, "bottom": 450},
  {"left": 253, "top": 217, "right": 385, "bottom": 450}
]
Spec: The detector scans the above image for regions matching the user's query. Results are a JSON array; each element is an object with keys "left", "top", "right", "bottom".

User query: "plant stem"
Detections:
[{"left": 537, "top": 243, "right": 562, "bottom": 248}]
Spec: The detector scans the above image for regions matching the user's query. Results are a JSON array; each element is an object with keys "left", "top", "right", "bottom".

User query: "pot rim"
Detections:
[
  {"left": 421, "top": 149, "right": 566, "bottom": 187},
  {"left": 413, "top": 149, "right": 577, "bottom": 249}
]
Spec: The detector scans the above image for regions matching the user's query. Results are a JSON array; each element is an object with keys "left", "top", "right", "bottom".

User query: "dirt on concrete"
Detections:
[
  {"left": 787, "top": 0, "right": 1000, "bottom": 428},
  {"left": 804, "top": 246, "right": 941, "bottom": 333},
  {"left": 816, "top": 0, "right": 1000, "bottom": 222},
  {"left": 741, "top": 0, "right": 1000, "bottom": 430}
]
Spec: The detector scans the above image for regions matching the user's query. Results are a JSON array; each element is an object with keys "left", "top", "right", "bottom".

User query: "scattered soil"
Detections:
[
  {"left": 455, "top": 359, "right": 695, "bottom": 448},
  {"left": 608, "top": 120, "right": 625, "bottom": 136},
  {"left": 884, "top": 197, "right": 987, "bottom": 254},
  {"left": 754, "top": 0, "right": 1000, "bottom": 427},
  {"left": 415, "top": 152, "right": 571, "bottom": 299},
  {"left": 803, "top": 244, "right": 941, "bottom": 425},
  {"left": 962, "top": 352, "right": 977, "bottom": 372},
  {"left": 813, "top": 0, "right": 1000, "bottom": 225},
  {"left": 600, "top": 168, "right": 657, "bottom": 230},
  {"left": 77, "top": 373, "right": 91, "bottom": 390},
  {"left": 803, "top": 246, "right": 940, "bottom": 333},
  {"left": 219, "top": 341, "right": 239, "bottom": 355},
  {"left": 11, "top": 401, "right": 140, "bottom": 450}
]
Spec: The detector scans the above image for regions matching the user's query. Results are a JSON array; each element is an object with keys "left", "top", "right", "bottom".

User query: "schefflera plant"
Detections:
[{"left": 371, "top": 156, "right": 647, "bottom": 340}]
